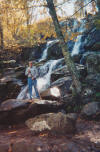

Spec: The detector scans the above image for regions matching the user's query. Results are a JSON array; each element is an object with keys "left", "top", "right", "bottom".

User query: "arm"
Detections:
[
  {"left": 25, "top": 67, "right": 30, "bottom": 76},
  {"left": 31, "top": 66, "right": 38, "bottom": 79}
]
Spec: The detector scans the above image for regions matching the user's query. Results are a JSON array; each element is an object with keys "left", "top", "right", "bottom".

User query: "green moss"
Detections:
[{"left": 96, "top": 92, "right": 100, "bottom": 97}]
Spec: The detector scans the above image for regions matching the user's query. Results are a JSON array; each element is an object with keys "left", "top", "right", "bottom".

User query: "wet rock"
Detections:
[
  {"left": 85, "top": 27, "right": 100, "bottom": 51},
  {"left": 82, "top": 87, "right": 95, "bottom": 98},
  {"left": 86, "top": 53, "right": 100, "bottom": 74},
  {"left": 81, "top": 102, "right": 100, "bottom": 120},
  {"left": 0, "top": 82, "right": 21, "bottom": 103},
  {"left": 0, "top": 66, "right": 26, "bottom": 102},
  {"left": 72, "top": 54, "right": 82, "bottom": 63},
  {"left": 26, "top": 112, "right": 77, "bottom": 135},
  {"left": 21, "top": 44, "right": 46, "bottom": 61},
  {"left": 47, "top": 42, "right": 63, "bottom": 60},
  {"left": 15, "top": 66, "right": 25, "bottom": 80},
  {"left": 51, "top": 65, "right": 70, "bottom": 82},
  {"left": 97, "top": 0, "right": 100, "bottom": 11},
  {"left": 51, "top": 64, "right": 85, "bottom": 83},
  {"left": 91, "top": 42, "right": 100, "bottom": 51},
  {"left": 40, "top": 86, "right": 61, "bottom": 100},
  {"left": 51, "top": 77, "right": 72, "bottom": 97},
  {"left": 85, "top": 73, "right": 100, "bottom": 90},
  {"left": 50, "top": 64, "right": 85, "bottom": 99},
  {"left": 0, "top": 99, "right": 63, "bottom": 125},
  {"left": 0, "top": 60, "right": 17, "bottom": 68}
]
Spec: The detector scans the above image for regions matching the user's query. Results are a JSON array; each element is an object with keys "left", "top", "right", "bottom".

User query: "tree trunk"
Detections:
[
  {"left": 0, "top": 20, "right": 4, "bottom": 50},
  {"left": 46, "top": 0, "right": 81, "bottom": 94}
]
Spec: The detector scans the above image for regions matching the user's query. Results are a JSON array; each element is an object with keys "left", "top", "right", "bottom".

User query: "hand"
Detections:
[
  {"left": 28, "top": 69, "right": 31, "bottom": 73},
  {"left": 32, "top": 77, "right": 34, "bottom": 80}
]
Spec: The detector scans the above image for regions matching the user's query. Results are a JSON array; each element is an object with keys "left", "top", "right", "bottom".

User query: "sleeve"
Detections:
[
  {"left": 35, "top": 67, "right": 38, "bottom": 77},
  {"left": 31, "top": 66, "right": 38, "bottom": 78},
  {"left": 25, "top": 67, "right": 28, "bottom": 76}
]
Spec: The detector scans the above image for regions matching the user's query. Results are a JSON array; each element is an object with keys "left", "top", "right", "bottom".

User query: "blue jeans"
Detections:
[{"left": 28, "top": 77, "right": 40, "bottom": 99}]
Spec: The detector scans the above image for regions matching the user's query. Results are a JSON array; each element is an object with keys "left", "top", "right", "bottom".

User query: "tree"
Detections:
[
  {"left": 46, "top": 0, "right": 82, "bottom": 95},
  {"left": 0, "top": 5, "right": 4, "bottom": 50},
  {"left": 0, "top": 20, "right": 4, "bottom": 49}
]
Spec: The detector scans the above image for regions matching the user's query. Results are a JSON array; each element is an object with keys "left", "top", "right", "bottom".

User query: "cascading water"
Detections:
[
  {"left": 39, "top": 39, "right": 59, "bottom": 62},
  {"left": 17, "top": 58, "right": 63, "bottom": 100},
  {"left": 84, "top": 0, "right": 98, "bottom": 15},
  {"left": 71, "top": 20, "right": 86, "bottom": 56}
]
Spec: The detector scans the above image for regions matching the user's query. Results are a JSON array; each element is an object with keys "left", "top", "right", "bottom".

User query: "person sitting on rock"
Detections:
[{"left": 25, "top": 61, "right": 40, "bottom": 100}]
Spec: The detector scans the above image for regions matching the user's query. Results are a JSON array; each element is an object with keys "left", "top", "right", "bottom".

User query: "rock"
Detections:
[
  {"left": 40, "top": 86, "right": 61, "bottom": 100},
  {"left": 72, "top": 54, "right": 82, "bottom": 63},
  {"left": 15, "top": 66, "right": 26, "bottom": 80},
  {"left": 91, "top": 42, "right": 100, "bottom": 51},
  {"left": 0, "top": 66, "right": 26, "bottom": 102},
  {"left": 0, "top": 60, "right": 17, "bottom": 68},
  {"left": 51, "top": 66, "right": 72, "bottom": 98},
  {"left": 85, "top": 26, "right": 100, "bottom": 51},
  {"left": 82, "top": 87, "right": 95, "bottom": 97},
  {"left": 20, "top": 44, "right": 45, "bottom": 61},
  {"left": 47, "top": 42, "right": 63, "bottom": 60},
  {"left": 50, "top": 64, "right": 85, "bottom": 99},
  {"left": 86, "top": 53, "right": 100, "bottom": 74},
  {"left": 51, "top": 77, "right": 72, "bottom": 97},
  {"left": 26, "top": 112, "right": 77, "bottom": 134},
  {"left": 81, "top": 102, "right": 100, "bottom": 120},
  {"left": 85, "top": 73, "right": 100, "bottom": 90},
  {"left": 0, "top": 99, "right": 63, "bottom": 125},
  {"left": 0, "top": 82, "right": 21, "bottom": 102},
  {"left": 97, "top": 0, "right": 100, "bottom": 11},
  {"left": 51, "top": 65, "right": 70, "bottom": 82},
  {"left": 51, "top": 64, "right": 85, "bottom": 83}
]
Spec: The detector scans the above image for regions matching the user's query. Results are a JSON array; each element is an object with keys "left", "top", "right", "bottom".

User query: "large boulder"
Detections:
[
  {"left": 40, "top": 86, "right": 61, "bottom": 100},
  {"left": 85, "top": 73, "right": 100, "bottom": 91},
  {"left": 20, "top": 44, "right": 46, "bottom": 62},
  {"left": 51, "top": 65, "right": 70, "bottom": 82},
  {"left": 0, "top": 66, "right": 26, "bottom": 102},
  {"left": 81, "top": 102, "right": 100, "bottom": 120},
  {"left": 84, "top": 26, "right": 100, "bottom": 51},
  {"left": 0, "top": 99, "right": 63, "bottom": 125},
  {"left": 50, "top": 64, "right": 85, "bottom": 98},
  {"left": 51, "top": 64, "right": 85, "bottom": 83},
  {"left": 26, "top": 112, "right": 77, "bottom": 135},
  {"left": 0, "top": 60, "right": 17, "bottom": 69},
  {"left": 47, "top": 42, "right": 63, "bottom": 60},
  {"left": 51, "top": 77, "right": 72, "bottom": 97},
  {"left": 86, "top": 53, "right": 100, "bottom": 74},
  {"left": 0, "top": 82, "right": 21, "bottom": 103}
]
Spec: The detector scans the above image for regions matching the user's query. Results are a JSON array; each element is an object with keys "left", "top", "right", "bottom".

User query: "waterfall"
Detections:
[
  {"left": 17, "top": 58, "right": 63, "bottom": 100},
  {"left": 84, "top": 0, "right": 98, "bottom": 15},
  {"left": 39, "top": 39, "right": 59, "bottom": 61},
  {"left": 71, "top": 20, "right": 85, "bottom": 56}
]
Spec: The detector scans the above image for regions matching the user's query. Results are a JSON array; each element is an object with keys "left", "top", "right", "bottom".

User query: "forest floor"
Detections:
[{"left": 0, "top": 119, "right": 100, "bottom": 152}]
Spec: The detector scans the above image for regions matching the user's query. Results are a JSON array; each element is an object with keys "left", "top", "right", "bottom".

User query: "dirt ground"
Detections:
[{"left": 0, "top": 119, "right": 100, "bottom": 152}]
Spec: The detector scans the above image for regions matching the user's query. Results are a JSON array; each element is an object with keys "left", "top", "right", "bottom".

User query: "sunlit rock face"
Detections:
[
  {"left": 0, "top": 99, "right": 63, "bottom": 125},
  {"left": 26, "top": 112, "right": 77, "bottom": 134},
  {"left": 40, "top": 86, "right": 61, "bottom": 100}
]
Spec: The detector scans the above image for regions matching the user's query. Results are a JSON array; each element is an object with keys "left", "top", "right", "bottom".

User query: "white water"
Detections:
[
  {"left": 39, "top": 40, "right": 59, "bottom": 62},
  {"left": 71, "top": 20, "right": 85, "bottom": 56},
  {"left": 84, "top": 0, "right": 98, "bottom": 15},
  {"left": 17, "top": 58, "right": 63, "bottom": 100}
]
